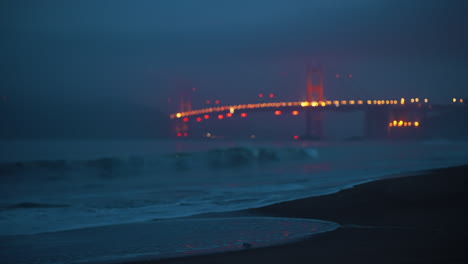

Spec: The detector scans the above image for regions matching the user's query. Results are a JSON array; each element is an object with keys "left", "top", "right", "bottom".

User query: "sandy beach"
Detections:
[
  {"left": 2, "top": 165, "right": 467, "bottom": 264},
  {"left": 145, "top": 165, "right": 468, "bottom": 264}
]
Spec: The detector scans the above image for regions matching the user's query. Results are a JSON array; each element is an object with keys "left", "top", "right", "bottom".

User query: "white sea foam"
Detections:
[{"left": 1, "top": 140, "right": 467, "bottom": 235}]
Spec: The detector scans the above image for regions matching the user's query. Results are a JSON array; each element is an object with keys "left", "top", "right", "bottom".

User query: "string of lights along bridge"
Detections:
[
  {"left": 169, "top": 67, "right": 465, "bottom": 139},
  {"left": 170, "top": 97, "right": 465, "bottom": 138},
  {"left": 171, "top": 98, "right": 465, "bottom": 119}
]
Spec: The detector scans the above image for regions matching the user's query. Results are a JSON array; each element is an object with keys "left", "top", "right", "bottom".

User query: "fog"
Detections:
[{"left": 1, "top": 0, "right": 467, "bottom": 138}]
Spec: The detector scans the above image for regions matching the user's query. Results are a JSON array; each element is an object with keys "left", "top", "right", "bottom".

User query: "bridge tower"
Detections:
[
  {"left": 304, "top": 65, "right": 325, "bottom": 139},
  {"left": 174, "top": 88, "right": 193, "bottom": 137}
]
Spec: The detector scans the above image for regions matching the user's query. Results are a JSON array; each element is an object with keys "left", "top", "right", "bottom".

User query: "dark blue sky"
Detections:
[{"left": 1, "top": 0, "right": 467, "bottom": 137}]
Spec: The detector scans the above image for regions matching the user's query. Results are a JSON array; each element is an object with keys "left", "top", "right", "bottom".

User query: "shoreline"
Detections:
[
  {"left": 2, "top": 165, "right": 467, "bottom": 263},
  {"left": 148, "top": 165, "right": 468, "bottom": 264}
]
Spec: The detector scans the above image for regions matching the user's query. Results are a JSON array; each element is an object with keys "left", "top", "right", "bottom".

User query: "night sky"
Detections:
[{"left": 1, "top": 0, "right": 467, "bottom": 138}]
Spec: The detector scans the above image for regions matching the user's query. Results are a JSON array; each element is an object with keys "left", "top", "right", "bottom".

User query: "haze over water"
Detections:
[{"left": 1, "top": 0, "right": 467, "bottom": 140}]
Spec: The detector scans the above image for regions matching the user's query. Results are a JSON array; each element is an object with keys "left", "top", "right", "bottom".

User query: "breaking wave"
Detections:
[
  {"left": 2, "top": 140, "right": 467, "bottom": 236},
  {"left": 1, "top": 203, "right": 70, "bottom": 211},
  {"left": 0, "top": 146, "right": 319, "bottom": 177}
]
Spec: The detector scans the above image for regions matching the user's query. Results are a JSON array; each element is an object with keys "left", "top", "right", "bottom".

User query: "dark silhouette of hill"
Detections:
[{"left": 0, "top": 101, "right": 169, "bottom": 139}]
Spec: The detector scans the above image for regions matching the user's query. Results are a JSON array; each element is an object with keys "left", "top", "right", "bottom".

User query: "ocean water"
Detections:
[
  {"left": 1, "top": 139, "right": 468, "bottom": 236},
  {"left": 1, "top": 217, "right": 339, "bottom": 263}
]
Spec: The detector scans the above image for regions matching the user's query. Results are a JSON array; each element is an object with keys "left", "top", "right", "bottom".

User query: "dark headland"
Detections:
[{"left": 136, "top": 165, "right": 468, "bottom": 264}]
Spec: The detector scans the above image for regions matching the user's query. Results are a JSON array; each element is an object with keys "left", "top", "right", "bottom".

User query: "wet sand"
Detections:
[{"left": 146, "top": 165, "right": 468, "bottom": 264}]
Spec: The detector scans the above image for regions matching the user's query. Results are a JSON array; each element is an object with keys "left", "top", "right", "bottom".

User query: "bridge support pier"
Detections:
[
  {"left": 305, "top": 110, "right": 323, "bottom": 139},
  {"left": 364, "top": 108, "right": 428, "bottom": 139},
  {"left": 386, "top": 108, "right": 427, "bottom": 139},
  {"left": 173, "top": 85, "right": 193, "bottom": 137}
]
